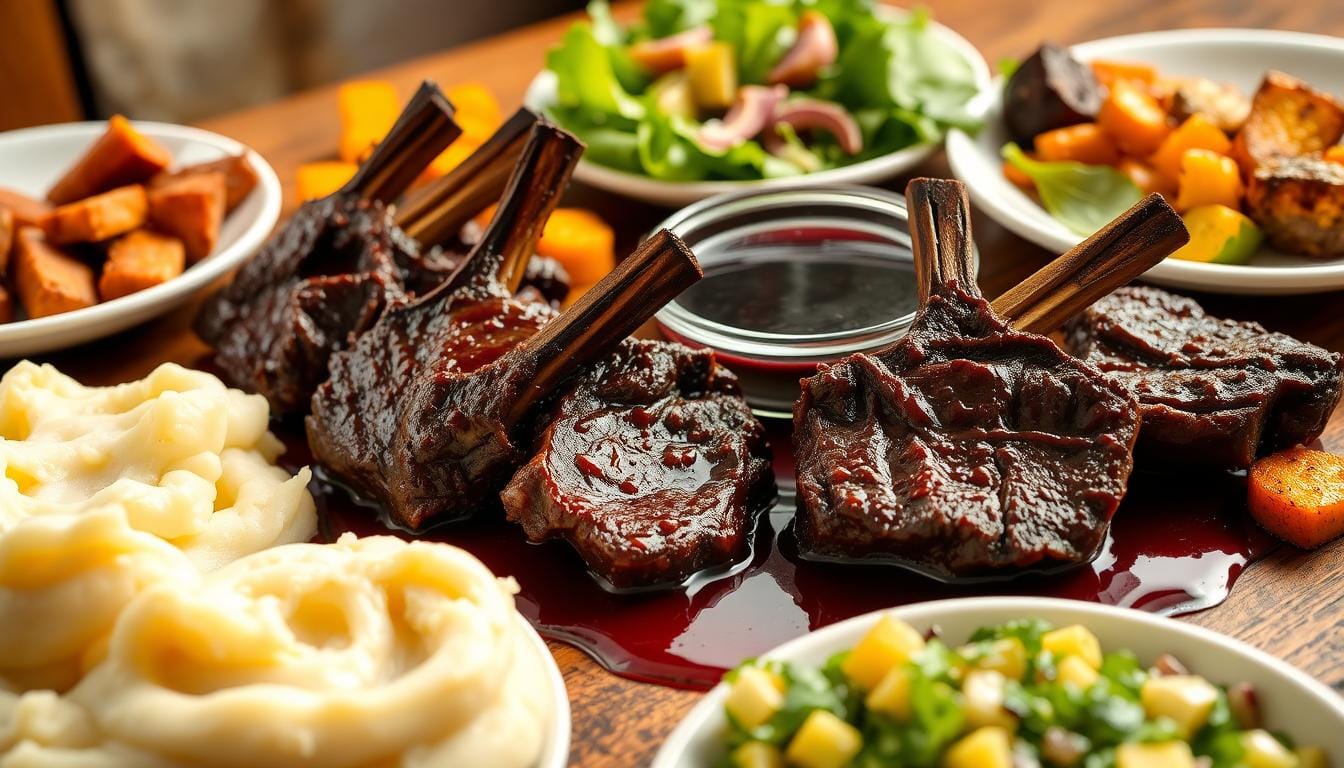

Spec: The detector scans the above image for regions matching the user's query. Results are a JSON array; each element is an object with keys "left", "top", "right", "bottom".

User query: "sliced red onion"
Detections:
[
  {"left": 697, "top": 85, "right": 789, "bottom": 152},
  {"left": 767, "top": 11, "right": 838, "bottom": 88}
]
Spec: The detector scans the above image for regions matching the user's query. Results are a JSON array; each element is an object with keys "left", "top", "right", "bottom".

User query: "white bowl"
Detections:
[
  {"left": 0, "top": 120, "right": 281, "bottom": 357},
  {"left": 652, "top": 597, "right": 1344, "bottom": 767},
  {"left": 520, "top": 618, "right": 572, "bottom": 768},
  {"left": 526, "top": 9, "right": 991, "bottom": 208},
  {"left": 946, "top": 29, "right": 1344, "bottom": 295}
]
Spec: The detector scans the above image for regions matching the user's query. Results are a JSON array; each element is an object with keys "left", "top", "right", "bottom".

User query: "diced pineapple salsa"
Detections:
[{"left": 720, "top": 616, "right": 1328, "bottom": 768}]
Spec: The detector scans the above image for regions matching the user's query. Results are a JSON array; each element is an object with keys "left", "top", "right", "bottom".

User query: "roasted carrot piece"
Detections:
[
  {"left": 0, "top": 187, "right": 53, "bottom": 228},
  {"left": 152, "top": 155, "right": 258, "bottom": 213},
  {"left": 0, "top": 209, "right": 12, "bottom": 276},
  {"left": 44, "top": 184, "right": 148, "bottom": 245},
  {"left": 475, "top": 205, "right": 617, "bottom": 286},
  {"left": 1091, "top": 59, "right": 1158, "bottom": 88},
  {"left": 1148, "top": 114, "right": 1234, "bottom": 180},
  {"left": 446, "top": 82, "right": 503, "bottom": 142},
  {"left": 147, "top": 172, "right": 225, "bottom": 263},
  {"left": 1249, "top": 447, "right": 1344, "bottom": 549},
  {"left": 1325, "top": 145, "right": 1344, "bottom": 165},
  {"left": 13, "top": 227, "right": 97, "bottom": 318},
  {"left": 1034, "top": 123, "right": 1121, "bottom": 165},
  {"left": 1098, "top": 79, "right": 1173, "bottom": 156},
  {"left": 338, "top": 80, "right": 401, "bottom": 163},
  {"left": 1117, "top": 159, "right": 1177, "bottom": 198},
  {"left": 297, "top": 161, "right": 358, "bottom": 200},
  {"left": 98, "top": 229, "right": 186, "bottom": 301},
  {"left": 47, "top": 115, "right": 172, "bottom": 205},
  {"left": 1175, "top": 149, "right": 1243, "bottom": 211}
]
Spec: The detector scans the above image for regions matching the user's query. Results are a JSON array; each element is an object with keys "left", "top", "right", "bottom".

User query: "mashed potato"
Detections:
[
  {"left": 0, "top": 535, "right": 551, "bottom": 768},
  {"left": 0, "top": 362, "right": 316, "bottom": 690}
]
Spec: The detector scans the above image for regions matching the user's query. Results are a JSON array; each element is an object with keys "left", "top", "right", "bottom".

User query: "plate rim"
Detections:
[
  {"left": 520, "top": 616, "right": 572, "bottom": 768},
  {"left": 650, "top": 596, "right": 1344, "bottom": 768},
  {"left": 525, "top": 7, "right": 993, "bottom": 206},
  {"left": 945, "top": 27, "right": 1344, "bottom": 295},
  {"left": 0, "top": 119, "right": 282, "bottom": 352}
]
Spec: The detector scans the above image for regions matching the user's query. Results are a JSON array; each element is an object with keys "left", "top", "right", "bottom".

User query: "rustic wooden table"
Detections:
[{"left": 34, "top": 1, "right": 1344, "bottom": 765}]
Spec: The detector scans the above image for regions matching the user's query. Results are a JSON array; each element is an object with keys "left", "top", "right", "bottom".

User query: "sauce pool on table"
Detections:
[{"left": 285, "top": 420, "right": 1276, "bottom": 691}]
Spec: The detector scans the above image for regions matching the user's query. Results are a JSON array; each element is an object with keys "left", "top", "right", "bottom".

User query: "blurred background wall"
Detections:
[{"left": 0, "top": 0, "right": 586, "bottom": 129}]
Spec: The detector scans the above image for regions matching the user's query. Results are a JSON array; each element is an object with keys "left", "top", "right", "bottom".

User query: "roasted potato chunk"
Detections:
[
  {"left": 1232, "top": 72, "right": 1344, "bottom": 175},
  {"left": 1246, "top": 155, "right": 1344, "bottom": 257},
  {"left": 1171, "top": 77, "right": 1251, "bottom": 134}
]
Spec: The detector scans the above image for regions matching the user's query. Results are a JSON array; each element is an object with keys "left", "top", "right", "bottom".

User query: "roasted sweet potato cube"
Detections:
[
  {"left": 1232, "top": 72, "right": 1344, "bottom": 175},
  {"left": 0, "top": 209, "right": 12, "bottom": 276},
  {"left": 1246, "top": 155, "right": 1344, "bottom": 257},
  {"left": 47, "top": 115, "right": 172, "bottom": 204},
  {"left": 44, "top": 184, "right": 148, "bottom": 245},
  {"left": 0, "top": 187, "right": 53, "bottom": 228},
  {"left": 13, "top": 227, "right": 97, "bottom": 318},
  {"left": 151, "top": 155, "right": 258, "bottom": 213},
  {"left": 147, "top": 172, "right": 225, "bottom": 263},
  {"left": 0, "top": 286, "right": 12, "bottom": 324},
  {"left": 98, "top": 229, "right": 186, "bottom": 301}
]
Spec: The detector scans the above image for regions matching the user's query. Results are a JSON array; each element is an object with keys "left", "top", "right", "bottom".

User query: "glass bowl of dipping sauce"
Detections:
[{"left": 656, "top": 186, "right": 977, "bottom": 419}]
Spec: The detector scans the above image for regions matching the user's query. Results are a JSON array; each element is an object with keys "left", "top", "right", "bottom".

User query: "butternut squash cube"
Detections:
[
  {"left": 1140, "top": 676, "right": 1219, "bottom": 738},
  {"left": 840, "top": 615, "right": 925, "bottom": 690},
  {"left": 784, "top": 711, "right": 862, "bottom": 768},
  {"left": 1116, "top": 742, "right": 1195, "bottom": 768},
  {"left": 1149, "top": 114, "right": 1233, "bottom": 179},
  {"left": 943, "top": 726, "right": 1013, "bottom": 768},
  {"left": 1041, "top": 625, "right": 1103, "bottom": 669},
  {"left": 1175, "top": 149, "right": 1243, "bottom": 212},
  {"left": 726, "top": 667, "right": 786, "bottom": 730}
]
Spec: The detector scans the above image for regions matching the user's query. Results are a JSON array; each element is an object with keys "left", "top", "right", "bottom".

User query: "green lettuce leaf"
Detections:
[
  {"left": 1002, "top": 143, "right": 1143, "bottom": 236},
  {"left": 546, "top": 22, "right": 646, "bottom": 126}
]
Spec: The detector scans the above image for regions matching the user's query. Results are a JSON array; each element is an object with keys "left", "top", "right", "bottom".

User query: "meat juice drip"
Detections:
[{"left": 284, "top": 419, "right": 1275, "bottom": 691}]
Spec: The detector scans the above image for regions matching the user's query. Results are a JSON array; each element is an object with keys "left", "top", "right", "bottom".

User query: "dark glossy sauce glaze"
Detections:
[
  {"left": 675, "top": 241, "right": 919, "bottom": 336},
  {"left": 280, "top": 416, "right": 1275, "bottom": 691}
]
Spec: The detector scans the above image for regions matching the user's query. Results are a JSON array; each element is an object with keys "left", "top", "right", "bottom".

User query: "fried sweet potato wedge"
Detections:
[
  {"left": 0, "top": 187, "right": 53, "bottom": 228},
  {"left": 1246, "top": 155, "right": 1344, "bottom": 257},
  {"left": 0, "top": 287, "right": 12, "bottom": 324},
  {"left": 13, "top": 227, "right": 97, "bottom": 318},
  {"left": 0, "top": 209, "right": 12, "bottom": 276},
  {"left": 44, "top": 184, "right": 148, "bottom": 245},
  {"left": 1249, "top": 447, "right": 1344, "bottom": 549},
  {"left": 151, "top": 155, "right": 258, "bottom": 213},
  {"left": 47, "top": 115, "right": 172, "bottom": 204},
  {"left": 99, "top": 229, "right": 186, "bottom": 301},
  {"left": 1232, "top": 72, "right": 1344, "bottom": 175},
  {"left": 147, "top": 172, "right": 225, "bottom": 262}
]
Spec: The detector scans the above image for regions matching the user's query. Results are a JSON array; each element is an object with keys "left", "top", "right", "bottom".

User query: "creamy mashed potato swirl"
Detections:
[
  {"left": 1, "top": 535, "right": 550, "bottom": 768},
  {"left": 0, "top": 362, "right": 316, "bottom": 690}
]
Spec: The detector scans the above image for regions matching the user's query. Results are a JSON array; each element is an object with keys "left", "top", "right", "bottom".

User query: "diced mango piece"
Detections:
[
  {"left": 1170, "top": 204, "right": 1262, "bottom": 264},
  {"left": 943, "top": 726, "right": 1013, "bottom": 768},
  {"left": 841, "top": 615, "right": 925, "bottom": 690},
  {"left": 1099, "top": 79, "right": 1174, "bottom": 156},
  {"left": 1149, "top": 114, "right": 1234, "bottom": 179},
  {"left": 338, "top": 80, "right": 401, "bottom": 163},
  {"left": 1056, "top": 655, "right": 1100, "bottom": 690},
  {"left": 1241, "top": 730, "right": 1298, "bottom": 768},
  {"left": 1041, "top": 625, "right": 1102, "bottom": 670},
  {"left": 1116, "top": 742, "right": 1195, "bottom": 768},
  {"left": 1294, "top": 746, "right": 1330, "bottom": 768},
  {"left": 1140, "top": 676, "right": 1219, "bottom": 738},
  {"left": 964, "top": 670, "right": 1017, "bottom": 730},
  {"left": 686, "top": 42, "right": 738, "bottom": 112},
  {"left": 297, "top": 161, "right": 358, "bottom": 201},
  {"left": 785, "top": 711, "right": 862, "bottom": 768},
  {"left": 727, "top": 667, "right": 786, "bottom": 730},
  {"left": 1175, "top": 149, "right": 1243, "bottom": 212},
  {"left": 865, "top": 666, "right": 912, "bottom": 721},
  {"left": 734, "top": 742, "right": 786, "bottom": 768},
  {"left": 966, "top": 638, "right": 1029, "bottom": 681}
]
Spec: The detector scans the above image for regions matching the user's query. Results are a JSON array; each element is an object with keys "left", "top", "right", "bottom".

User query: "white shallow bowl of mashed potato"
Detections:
[{"left": 0, "top": 361, "right": 570, "bottom": 768}]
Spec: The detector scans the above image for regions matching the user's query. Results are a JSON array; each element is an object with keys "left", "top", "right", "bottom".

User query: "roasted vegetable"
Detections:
[
  {"left": 1245, "top": 155, "right": 1344, "bottom": 257},
  {"left": 1002, "top": 143, "right": 1142, "bottom": 235},
  {"left": 1099, "top": 79, "right": 1173, "bottom": 156},
  {"left": 1149, "top": 114, "right": 1233, "bottom": 179},
  {"left": 1248, "top": 446, "right": 1344, "bottom": 549},
  {"left": 1090, "top": 59, "right": 1157, "bottom": 88},
  {"left": 1170, "top": 204, "right": 1262, "bottom": 264},
  {"left": 296, "top": 161, "right": 358, "bottom": 201},
  {"left": 43, "top": 184, "right": 148, "bottom": 245},
  {"left": 46, "top": 115, "right": 172, "bottom": 205},
  {"left": 1232, "top": 71, "right": 1344, "bottom": 175},
  {"left": 1004, "top": 43, "right": 1104, "bottom": 147},
  {"left": 1034, "top": 123, "right": 1120, "bottom": 165},
  {"left": 99, "top": 229, "right": 186, "bottom": 301},
  {"left": 151, "top": 155, "right": 258, "bottom": 213},
  {"left": 0, "top": 208, "right": 11, "bottom": 276},
  {"left": 1170, "top": 77, "right": 1251, "bottom": 134},
  {"left": 0, "top": 187, "right": 53, "bottom": 228},
  {"left": 12, "top": 227, "right": 97, "bottom": 318},
  {"left": 628, "top": 26, "right": 713, "bottom": 74},
  {"left": 338, "top": 80, "right": 401, "bottom": 163},
  {"left": 1117, "top": 159, "right": 1176, "bottom": 197},
  {"left": 147, "top": 173, "right": 226, "bottom": 263},
  {"left": 1174, "top": 148, "right": 1242, "bottom": 211}
]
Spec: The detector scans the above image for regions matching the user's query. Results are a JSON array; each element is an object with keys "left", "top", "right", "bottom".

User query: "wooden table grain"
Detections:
[{"left": 35, "top": 2, "right": 1344, "bottom": 765}]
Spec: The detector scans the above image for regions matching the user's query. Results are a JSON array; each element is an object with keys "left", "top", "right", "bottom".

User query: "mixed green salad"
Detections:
[
  {"left": 719, "top": 616, "right": 1327, "bottom": 768},
  {"left": 543, "top": 0, "right": 984, "bottom": 182}
]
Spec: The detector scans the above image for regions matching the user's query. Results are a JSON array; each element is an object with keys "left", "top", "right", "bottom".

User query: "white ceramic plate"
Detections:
[
  {"left": 946, "top": 29, "right": 1344, "bottom": 295},
  {"left": 526, "top": 9, "right": 991, "bottom": 208},
  {"left": 0, "top": 120, "right": 281, "bottom": 358},
  {"left": 520, "top": 618, "right": 572, "bottom": 768},
  {"left": 652, "top": 597, "right": 1344, "bottom": 767}
]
